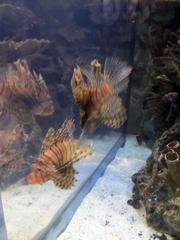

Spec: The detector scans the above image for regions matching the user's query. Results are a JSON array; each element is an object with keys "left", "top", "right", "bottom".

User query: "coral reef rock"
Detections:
[{"left": 129, "top": 121, "right": 180, "bottom": 239}]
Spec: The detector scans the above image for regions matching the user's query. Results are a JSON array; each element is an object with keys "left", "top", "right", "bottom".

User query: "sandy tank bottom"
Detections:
[
  {"left": 1, "top": 133, "right": 120, "bottom": 240},
  {"left": 58, "top": 136, "right": 173, "bottom": 240}
]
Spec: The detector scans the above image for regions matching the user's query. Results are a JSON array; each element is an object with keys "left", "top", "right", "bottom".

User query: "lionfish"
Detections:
[
  {"left": 27, "top": 119, "right": 93, "bottom": 189},
  {"left": 0, "top": 59, "right": 54, "bottom": 120},
  {"left": 0, "top": 123, "right": 24, "bottom": 170},
  {"left": 71, "top": 57, "right": 132, "bottom": 132}
]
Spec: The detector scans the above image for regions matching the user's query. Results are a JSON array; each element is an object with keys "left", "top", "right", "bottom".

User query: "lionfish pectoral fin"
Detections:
[
  {"left": 100, "top": 95, "right": 127, "bottom": 129},
  {"left": 52, "top": 166, "right": 76, "bottom": 189},
  {"left": 53, "top": 143, "right": 94, "bottom": 189},
  {"left": 104, "top": 57, "right": 132, "bottom": 94},
  {"left": 56, "top": 144, "right": 93, "bottom": 171}
]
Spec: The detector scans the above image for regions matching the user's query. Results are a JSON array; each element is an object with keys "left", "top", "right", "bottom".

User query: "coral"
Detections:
[
  {"left": 0, "top": 39, "right": 50, "bottom": 66},
  {"left": 128, "top": 0, "right": 180, "bottom": 136},
  {"left": 163, "top": 207, "right": 180, "bottom": 237},
  {"left": 164, "top": 150, "right": 180, "bottom": 186},
  {"left": 153, "top": 121, "right": 180, "bottom": 159},
  {"left": 130, "top": 9, "right": 180, "bottom": 224},
  {"left": 135, "top": 17, "right": 180, "bottom": 145},
  {"left": 129, "top": 121, "right": 180, "bottom": 238},
  {"left": 14, "top": 39, "right": 50, "bottom": 57}
]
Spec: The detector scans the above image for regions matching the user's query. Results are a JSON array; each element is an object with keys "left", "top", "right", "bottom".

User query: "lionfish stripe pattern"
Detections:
[
  {"left": 71, "top": 57, "right": 132, "bottom": 130},
  {"left": 104, "top": 57, "right": 132, "bottom": 94},
  {"left": 27, "top": 119, "right": 93, "bottom": 189},
  {"left": 40, "top": 119, "right": 74, "bottom": 154},
  {"left": 100, "top": 95, "right": 127, "bottom": 128},
  {"left": 0, "top": 59, "right": 54, "bottom": 116}
]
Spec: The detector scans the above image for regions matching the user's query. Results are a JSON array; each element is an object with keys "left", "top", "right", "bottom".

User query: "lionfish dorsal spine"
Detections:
[
  {"left": 40, "top": 128, "right": 55, "bottom": 154},
  {"left": 104, "top": 57, "right": 132, "bottom": 94}
]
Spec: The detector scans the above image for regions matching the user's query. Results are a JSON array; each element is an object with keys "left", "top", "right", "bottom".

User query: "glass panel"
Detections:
[
  {"left": 0, "top": 193, "right": 8, "bottom": 240},
  {"left": 0, "top": 0, "right": 132, "bottom": 239}
]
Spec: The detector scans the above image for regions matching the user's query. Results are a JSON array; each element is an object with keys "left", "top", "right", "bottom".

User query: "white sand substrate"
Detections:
[
  {"left": 58, "top": 136, "right": 172, "bottom": 240},
  {"left": 1, "top": 133, "right": 119, "bottom": 240}
]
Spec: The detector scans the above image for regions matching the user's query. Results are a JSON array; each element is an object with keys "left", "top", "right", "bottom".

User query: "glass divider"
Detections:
[{"left": 0, "top": 192, "right": 8, "bottom": 240}]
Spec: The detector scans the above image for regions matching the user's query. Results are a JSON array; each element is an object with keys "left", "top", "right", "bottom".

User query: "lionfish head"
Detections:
[
  {"left": 71, "top": 66, "right": 85, "bottom": 89},
  {"left": 90, "top": 59, "right": 100, "bottom": 68},
  {"left": 27, "top": 163, "right": 49, "bottom": 185}
]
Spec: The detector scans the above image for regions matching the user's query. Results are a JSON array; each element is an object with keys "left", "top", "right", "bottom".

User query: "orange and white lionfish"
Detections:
[
  {"left": 27, "top": 119, "right": 93, "bottom": 189},
  {"left": 71, "top": 57, "right": 132, "bottom": 132},
  {"left": 0, "top": 59, "right": 54, "bottom": 119}
]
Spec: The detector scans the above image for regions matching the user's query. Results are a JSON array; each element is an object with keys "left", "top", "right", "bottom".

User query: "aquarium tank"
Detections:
[{"left": 0, "top": 0, "right": 180, "bottom": 240}]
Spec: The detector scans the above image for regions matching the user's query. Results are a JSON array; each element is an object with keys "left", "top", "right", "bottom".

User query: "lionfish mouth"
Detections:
[{"left": 27, "top": 173, "right": 39, "bottom": 184}]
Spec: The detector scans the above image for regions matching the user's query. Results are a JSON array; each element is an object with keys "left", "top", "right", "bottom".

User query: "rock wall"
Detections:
[
  {"left": 128, "top": 0, "right": 180, "bottom": 145},
  {"left": 129, "top": 1, "right": 180, "bottom": 238}
]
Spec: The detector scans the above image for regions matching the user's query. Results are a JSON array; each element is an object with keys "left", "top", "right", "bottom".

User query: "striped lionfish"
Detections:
[
  {"left": 0, "top": 59, "right": 54, "bottom": 121},
  {"left": 71, "top": 57, "right": 132, "bottom": 132},
  {"left": 27, "top": 119, "right": 93, "bottom": 189}
]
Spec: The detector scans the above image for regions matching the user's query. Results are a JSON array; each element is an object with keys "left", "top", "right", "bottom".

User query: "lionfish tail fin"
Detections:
[
  {"left": 104, "top": 57, "right": 132, "bottom": 94},
  {"left": 52, "top": 166, "right": 76, "bottom": 189},
  {"left": 100, "top": 95, "right": 127, "bottom": 128},
  {"left": 40, "top": 119, "right": 75, "bottom": 153}
]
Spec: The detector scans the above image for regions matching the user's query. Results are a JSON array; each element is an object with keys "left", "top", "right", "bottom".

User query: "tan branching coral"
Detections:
[
  {"left": 0, "top": 39, "right": 50, "bottom": 67},
  {"left": 14, "top": 39, "right": 50, "bottom": 56}
]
